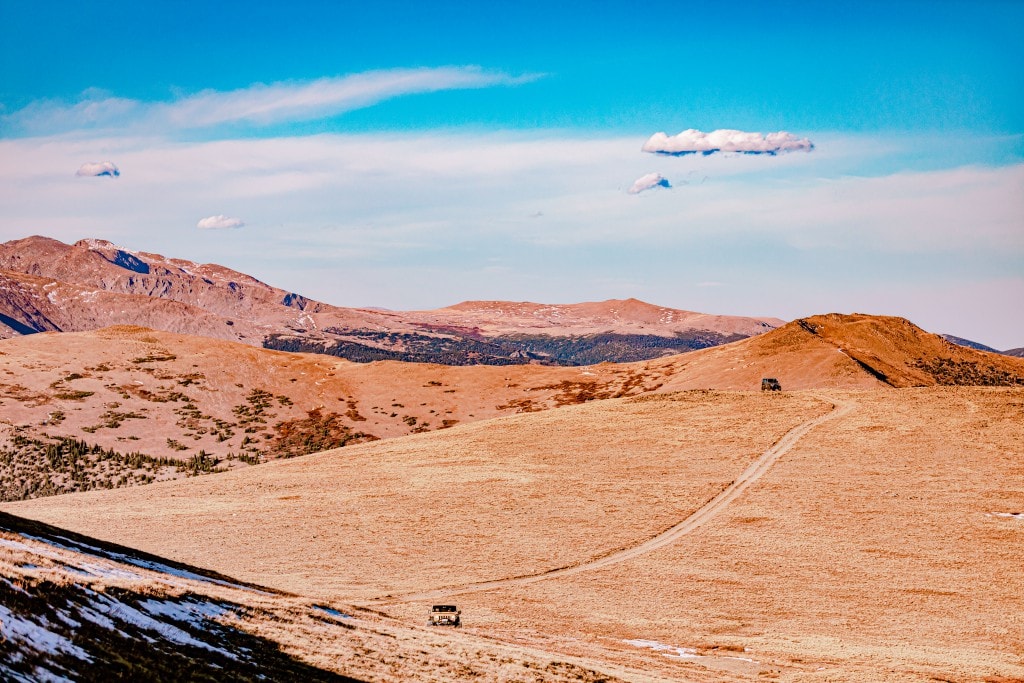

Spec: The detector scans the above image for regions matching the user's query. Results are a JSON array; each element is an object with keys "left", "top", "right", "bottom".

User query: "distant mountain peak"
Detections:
[
  {"left": 74, "top": 237, "right": 120, "bottom": 250},
  {"left": 939, "top": 334, "right": 1000, "bottom": 354}
]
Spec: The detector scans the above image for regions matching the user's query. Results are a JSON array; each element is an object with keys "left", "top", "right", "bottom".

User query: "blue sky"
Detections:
[{"left": 1, "top": 1, "right": 1022, "bottom": 347}]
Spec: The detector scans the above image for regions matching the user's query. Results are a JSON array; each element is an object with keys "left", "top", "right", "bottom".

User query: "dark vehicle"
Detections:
[
  {"left": 761, "top": 378, "right": 782, "bottom": 391},
  {"left": 428, "top": 604, "right": 461, "bottom": 627}
]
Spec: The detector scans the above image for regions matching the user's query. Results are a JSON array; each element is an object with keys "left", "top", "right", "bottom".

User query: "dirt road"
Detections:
[{"left": 368, "top": 393, "right": 852, "bottom": 606}]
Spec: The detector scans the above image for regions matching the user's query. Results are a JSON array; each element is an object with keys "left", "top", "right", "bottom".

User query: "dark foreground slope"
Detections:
[
  {"left": 0, "top": 512, "right": 646, "bottom": 683},
  {"left": 0, "top": 512, "right": 356, "bottom": 682}
]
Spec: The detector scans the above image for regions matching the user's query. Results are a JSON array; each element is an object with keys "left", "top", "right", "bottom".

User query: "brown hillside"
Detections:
[
  {"left": 653, "top": 319, "right": 885, "bottom": 391},
  {"left": 0, "top": 326, "right": 674, "bottom": 499},
  {"left": 792, "top": 313, "right": 1024, "bottom": 387},
  {"left": 0, "top": 236, "right": 395, "bottom": 341},
  {"left": 0, "top": 236, "right": 321, "bottom": 324},
  {"left": 4, "top": 313, "right": 1019, "bottom": 501},
  {"left": 3, "top": 313, "right": 1019, "bottom": 470},
  {"left": 654, "top": 313, "right": 1024, "bottom": 391},
  {"left": 0, "top": 269, "right": 250, "bottom": 341}
]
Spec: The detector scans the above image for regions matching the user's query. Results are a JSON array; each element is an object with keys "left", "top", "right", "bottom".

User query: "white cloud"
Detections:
[
  {"left": 2, "top": 67, "right": 538, "bottom": 137},
  {"left": 75, "top": 161, "right": 119, "bottom": 177},
  {"left": 642, "top": 129, "right": 814, "bottom": 156},
  {"left": 196, "top": 215, "right": 244, "bottom": 230},
  {"left": 628, "top": 172, "right": 671, "bottom": 194}
]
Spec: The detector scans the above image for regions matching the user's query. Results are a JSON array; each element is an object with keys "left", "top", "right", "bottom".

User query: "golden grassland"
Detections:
[
  {"left": 3, "top": 391, "right": 828, "bottom": 599},
  {"left": 7, "top": 386, "right": 1023, "bottom": 681}
]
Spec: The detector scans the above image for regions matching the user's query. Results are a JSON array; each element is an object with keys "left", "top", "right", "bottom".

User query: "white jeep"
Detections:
[{"left": 428, "top": 604, "right": 461, "bottom": 627}]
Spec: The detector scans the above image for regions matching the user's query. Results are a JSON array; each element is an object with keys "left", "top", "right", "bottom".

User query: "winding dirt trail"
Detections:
[{"left": 368, "top": 393, "right": 853, "bottom": 606}]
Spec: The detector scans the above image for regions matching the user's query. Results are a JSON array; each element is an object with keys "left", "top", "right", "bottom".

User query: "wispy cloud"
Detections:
[
  {"left": 2, "top": 67, "right": 538, "bottom": 137},
  {"left": 75, "top": 161, "right": 119, "bottom": 177},
  {"left": 642, "top": 129, "right": 814, "bottom": 156},
  {"left": 196, "top": 215, "right": 244, "bottom": 230},
  {"left": 162, "top": 68, "right": 535, "bottom": 129},
  {"left": 628, "top": 172, "right": 670, "bottom": 194}
]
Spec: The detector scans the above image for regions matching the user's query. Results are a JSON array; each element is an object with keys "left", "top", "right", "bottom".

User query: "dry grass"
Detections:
[
  {"left": 4, "top": 315, "right": 1018, "bottom": 498},
  {"left": 5, "top": 387, "right": 1023, "bottom": 681},
  {"left": 3, "top": 315, "right": 1024, "bottom": 680},
  {"left": 381, "top": 388, "right": 1024, "bottom": 682},
  {"left": 0, "top": 327, "right": 672, "bottom": 462},
  {"left": 2, "top": 391, "right": 826, "bottom": 601}
]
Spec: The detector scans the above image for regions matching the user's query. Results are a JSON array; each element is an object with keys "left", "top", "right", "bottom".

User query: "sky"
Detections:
[{"left": 1, "top": 0, "right": 1022, "bottom": 348}]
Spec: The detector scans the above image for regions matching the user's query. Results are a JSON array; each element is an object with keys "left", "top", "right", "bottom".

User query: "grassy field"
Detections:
[{"left": 7, "top": 387, "right": 1023, "bottom": 680}]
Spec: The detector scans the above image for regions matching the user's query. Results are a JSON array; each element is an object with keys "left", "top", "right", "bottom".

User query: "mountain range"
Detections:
[{"left": 0, "top": 236, "right": 783, "bottom": 365}]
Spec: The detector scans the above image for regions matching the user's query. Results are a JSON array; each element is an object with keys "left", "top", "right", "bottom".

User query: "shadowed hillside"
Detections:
[{"left": 940, "top": 333, "right": 1000, "bottom": 353}]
